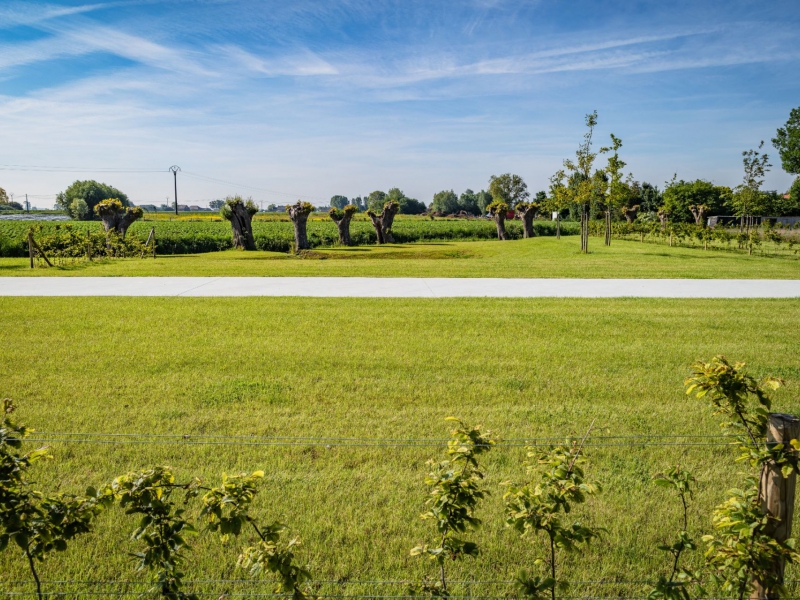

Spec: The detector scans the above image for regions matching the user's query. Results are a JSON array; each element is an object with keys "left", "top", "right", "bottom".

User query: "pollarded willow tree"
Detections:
[
  {"left": 367, "top": 200, "right": 400, "bottom": 244},
  {"left": 515, "top": 201, "right": 540, "bottom": 238},
  {"left": 564, "top": 111, "right": 599, "bottom": 253},
  {"left": 287, "top": 201, "right": 314, "bottom": 251},
  {"left": 486, "top": 201, "right": 509, "bottom": 240},
  {"left": 94, "top": 198, "right": 143, "bottom": 239},
  {"left": 329, "top": 204, "right": 357, "bottom": 246},
  {"left": 488, "top": 173, "right": 529, "bottom": 209},
  {"left": 221, "top": 196, "right": 258, "bottom": 250}
]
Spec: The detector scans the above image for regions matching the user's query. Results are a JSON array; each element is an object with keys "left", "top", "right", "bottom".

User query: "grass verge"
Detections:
[
  {"left": 1, "top": 297, "right": 799, "bottom": 595},
  {"left": 2, "top": 236, "right": 800, "bottom": 278}
]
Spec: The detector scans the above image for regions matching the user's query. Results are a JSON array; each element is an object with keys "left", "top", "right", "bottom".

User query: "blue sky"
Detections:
[{"left": 0, "top": 0, "right": 798, "bottom": 208}]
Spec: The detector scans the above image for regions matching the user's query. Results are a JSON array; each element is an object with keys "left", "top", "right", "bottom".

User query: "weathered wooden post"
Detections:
[
  {"left": 28, "top": 232, "right": 34, "bottom": 268},
  {"left": 752, "top": 413, "right": 800, "bottom": 600}
]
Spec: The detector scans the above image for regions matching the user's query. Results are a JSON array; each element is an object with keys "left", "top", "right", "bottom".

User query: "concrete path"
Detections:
[{"left": 1, "top": 277, "right": 800, "bottom": 297}]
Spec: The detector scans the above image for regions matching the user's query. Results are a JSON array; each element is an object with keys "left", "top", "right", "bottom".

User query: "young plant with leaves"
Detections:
[
  {"left": 0, "top": 399, "right": 113, "bottom": 600},
  {"left": 410, "top": 417, "right": 496, "bottom": 596},
  {"left": 685, "top": 356, "right": 800, "bottom": 599},
  {"left": 563, "top": 110, "right": 599, "bottom": 253},
  {"left": 546, "top": 170, "right": 570, "bottom": 239},
  {"left": 112, "top": 467, "right": 204, "bottom": 600},
  {"left": 201, "top": 470, "right": 315, "bottom": 600},
  {"left": 648, "top": 466, "right": 703, "bottom": 600},
  {"left": 503, "top": 427, "right": 602, "bottom": 600},
  {"left": 599, "top": 134, "right": 629, "bottom": 246}
]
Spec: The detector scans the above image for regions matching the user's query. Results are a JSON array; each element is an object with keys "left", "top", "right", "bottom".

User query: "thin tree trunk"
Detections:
[
  {"left": 604, "top": 210, "right": 611, "bottom": 246},
  {"left": 580, "top": 205, "right": 589, "bottom": 253},
  {"left": 556, "top": 214, "right": 561, "bottom": 239},
  {"left": 26, "top": 548, "right": 43, "bottom": 600}
]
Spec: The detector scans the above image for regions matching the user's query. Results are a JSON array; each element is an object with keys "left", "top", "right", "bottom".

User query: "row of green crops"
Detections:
[{"left": 0, "top": 219, "right": 578, "bottom": 256}]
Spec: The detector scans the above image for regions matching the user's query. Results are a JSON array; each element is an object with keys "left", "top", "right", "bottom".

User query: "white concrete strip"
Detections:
[{"left": 1, "top": 277, "right": 800, "bottom": 298}]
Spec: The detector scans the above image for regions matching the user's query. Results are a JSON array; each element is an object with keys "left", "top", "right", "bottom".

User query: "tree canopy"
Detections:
[
  {"left": 330, "top": 195, "right": 349, "bottom": 210},
  {"left": 431, "top": 190, "right": 459, "bottom": 214},
  {"left": 56, "top": 180, "right": 130, "bottom": 221},
  {"left": 772, "top": 106, "right": 800, "bottom": 175},
  {"left": 56, "top": 179, "right": 130, "bottom": 219},
  {"left": 662, "top": 178, "right": 730, "bottom": 222},
  {"left": 488, "top": 173, "right": 529, "bottom": 208},
  {"left": 367, "top": 190, "right": 387, "bottom": 213}
]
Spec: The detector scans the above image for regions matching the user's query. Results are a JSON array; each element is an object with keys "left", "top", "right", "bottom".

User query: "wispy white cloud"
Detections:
[
  {"left": 0, "top": 0, "right": 797, "bottom": 207},
  {"left": 216, "top": 45, "right": 338, "bottom": 77},
  {"left": 0, "top": 0, "right": 144, "bottom": 29}
]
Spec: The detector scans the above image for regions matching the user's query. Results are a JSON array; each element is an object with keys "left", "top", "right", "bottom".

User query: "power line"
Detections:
[{"left": 0, "top": 164, "right": 164, "bottom": 173}]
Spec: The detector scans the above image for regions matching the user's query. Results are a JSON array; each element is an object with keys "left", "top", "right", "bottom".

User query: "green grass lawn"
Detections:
[
  {"left": 2, "top": 236, "right": 799, "bottom": 278},
  {"left": 1, "top": 297, "right": 800, "bottom": 597}
]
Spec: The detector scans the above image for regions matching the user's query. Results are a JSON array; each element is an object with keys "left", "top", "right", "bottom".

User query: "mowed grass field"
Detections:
[
  {"left": 2, "top": 236, "right": 800, "bottom": 278},
  {"left": 2, "top": 297, "right": 800, "bottom": 598}
]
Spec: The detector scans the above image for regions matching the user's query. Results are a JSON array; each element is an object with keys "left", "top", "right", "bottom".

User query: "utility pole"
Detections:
[
  {"left": 25, "top": 193, "right": 29, "bottom": 213},
  {"left": 169, "top": 165, "right": 181, "bottom": 215}
]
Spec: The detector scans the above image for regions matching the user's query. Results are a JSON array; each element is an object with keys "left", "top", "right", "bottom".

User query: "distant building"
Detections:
[{"left": 139, "top": 205, "right": 158, "bottom": 212}]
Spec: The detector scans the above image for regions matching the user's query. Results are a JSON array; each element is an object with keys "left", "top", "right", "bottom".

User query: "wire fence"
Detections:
[{"left": 20, "top": 432, "right": 739, "bottom": 449}]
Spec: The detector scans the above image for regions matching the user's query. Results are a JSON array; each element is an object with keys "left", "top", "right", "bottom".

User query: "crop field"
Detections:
[
  {"left": 1, "top": 297, "right": 800, "bottom": 598},
  {"left": 0, "top": 217, "right": 575, "bottom": 256},
  {"left": 3, "top": 235, "right": 800, "bottom": 278}
]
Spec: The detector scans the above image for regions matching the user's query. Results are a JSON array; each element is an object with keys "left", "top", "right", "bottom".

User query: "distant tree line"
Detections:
[{"left": 36, "top": 106, "right": 800, "bottom": 228}]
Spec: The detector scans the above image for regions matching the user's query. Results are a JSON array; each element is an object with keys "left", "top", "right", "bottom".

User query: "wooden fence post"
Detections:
[
  {"left": 87, "top": 228, "right": 92, "bottom": 261},
  {"left": 752, "top": 413, "right": 800, "bottom": 600},
  {"left": 28, "top": 232, "right": 34, "bottom": 268},
  {"left": 28, "top": 233, "right": 53, "bottom": 267}
]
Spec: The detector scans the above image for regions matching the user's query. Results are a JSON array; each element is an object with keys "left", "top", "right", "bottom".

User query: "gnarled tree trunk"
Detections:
[
  {"left": 96, "top": 202, "right": 142, "bottom": 239},
  {"left": 367, "top": 211, "right": 385, "bottom": 244},
  {"left": 689, "top": 204, "right": 707, "bottom": 226},
  {"left": 329, "top": 207, "right": 355, "bottom": 245},
  {"left": 493, "top": 212, "right": 507, "bottom": 240},
  {"left": 518, "top": 205, "right": 538, "bottom": 238},
  {"left": 287, "top": 201, "right": 312, "bottom": 251},
  {"left": 622, "top": 205, "right": 639, "bottom": 223},
  {"left": 118, "top": 210, "right": 142, "bottom": 238},
  {"left": 227, "top": 202, "right": 256, "bottom": 250},
  {"left": 657, "top": 209, "right": 669, "bottom": 231},
  {"left": 380, "top": 202, "right": 400, "bottom": 243}
]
